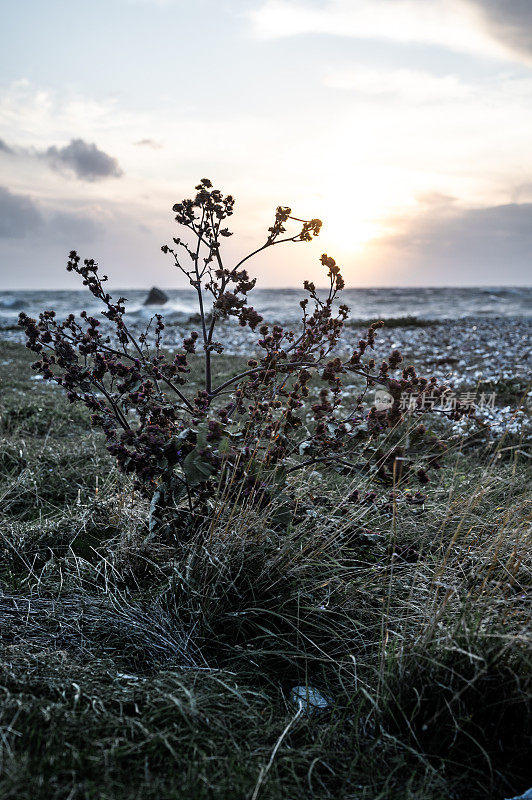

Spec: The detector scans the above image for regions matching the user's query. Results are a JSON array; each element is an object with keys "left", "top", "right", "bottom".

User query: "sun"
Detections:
[
  {"left": 320, "top": 204, "right": 382, "bottom": 253},
  {"left": 314, "top": 167, "right": 398, "bottom": 254}
]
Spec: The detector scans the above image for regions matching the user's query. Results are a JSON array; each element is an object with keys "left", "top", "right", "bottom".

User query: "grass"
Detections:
[
  {"left": 348, "top": 316, "right": 438, "bottom": 328},
  {"left": 0, "top": 341, "right": 531, "bottom": 800}
]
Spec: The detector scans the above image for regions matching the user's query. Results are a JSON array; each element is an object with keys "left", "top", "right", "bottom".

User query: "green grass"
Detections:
[
  {"left": 0, "top": 342, "right": 530, "bottom": 800},
  {"left": 348, "top": 316, "right": 438, "bottom": 328}
]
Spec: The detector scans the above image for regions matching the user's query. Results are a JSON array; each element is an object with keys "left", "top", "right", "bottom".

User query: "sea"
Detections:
[
  {"left": 1, "top": 286, "right": 531, "bottom": 330},
  {"left": 2, "top": 286, "right": 530, "bottom": 434}
]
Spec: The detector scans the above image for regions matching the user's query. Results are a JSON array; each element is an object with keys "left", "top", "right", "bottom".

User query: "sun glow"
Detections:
[
  {"left": 314, "top": 168, "right": 403, "bottom": 255},
  {"left": 319, "top": 202, "right": 381, "bottom": 253}
]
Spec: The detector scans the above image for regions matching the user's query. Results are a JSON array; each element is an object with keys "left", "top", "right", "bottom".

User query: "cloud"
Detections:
[
  {"left": 44, "top": 139, "right": 123, "bottom": 181},
  {"left": 135, "top": 138, "right": 163, "bottom": 148},
  {"left": 375, "top": 196, "right": 532, "bottom": 283},
  {"left": 466, "top": 0, "right": 532, "bottom": 60},
  {"left": 0, "top": 134, "right": 123, "bottom": 182},
  {"left": 248, "top": 0, "right": 530, "bottom": 63},
  {"left": 0, "top": 185, "right": 99, "bottom": 242},
  {"left": 324, "top": 67, "right": 471, "bottom": 103},
  {"left": 512, "top": 182, "right": 532, "bottom": 203},
  {"left": 0, "top": 186, "right": 43, "bottom": 238}
]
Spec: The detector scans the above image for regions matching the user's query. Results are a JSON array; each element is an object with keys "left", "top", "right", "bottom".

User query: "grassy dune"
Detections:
[{"left": 0, "top": 341, "right": 531, "bottom": 800}]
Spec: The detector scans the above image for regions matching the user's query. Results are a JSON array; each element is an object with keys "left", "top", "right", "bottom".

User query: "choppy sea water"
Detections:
[
  {"left": 1, "top": 286, "right": 531, "bottom": 328},
  {"left": 1, "top": 286, "right": 530, "bottom": 436}
]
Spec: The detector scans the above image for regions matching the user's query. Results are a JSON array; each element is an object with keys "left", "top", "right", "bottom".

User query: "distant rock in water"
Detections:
[{"left": 144, "top": 287, "right": 168, "bottom": 306}]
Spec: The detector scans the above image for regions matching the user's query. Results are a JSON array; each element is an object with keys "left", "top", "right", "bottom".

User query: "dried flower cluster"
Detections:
[{"left": 19, "top": 179, "right": 471, "bottom": 529}]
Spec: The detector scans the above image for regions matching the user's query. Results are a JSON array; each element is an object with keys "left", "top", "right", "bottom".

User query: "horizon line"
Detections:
[{"left": 2, "top": 284, "right": 532, "bottom": 292}]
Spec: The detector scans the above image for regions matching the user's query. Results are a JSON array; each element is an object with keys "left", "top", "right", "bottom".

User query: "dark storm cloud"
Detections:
[
  {"left": 0, "top": 137, "right": 123, "bottom": 181},
  {"left": 0, "top": 186, "right": 43, "bottom": 238},
  {"left": 45, "top": 139, "right": 123, "bottom": 181},
  {"left": 0, "top": 186, "right": 99, "bottom": 242},
  {"left": 465, "top": 0, "right": 532, "bottom": 59},
  {"left": 379, "top": 198, "right": 532, "bottom": 282}
]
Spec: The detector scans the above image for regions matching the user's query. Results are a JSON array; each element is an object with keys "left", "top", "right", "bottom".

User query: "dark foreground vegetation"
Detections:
[
  {"left": 0, "top": 339, "right": 530, "bottom": 800},
  {"left": 2, "top": 181, "right": 532, "bottom": 799},
  {"left": 19, "top": 179, "right": 480, "bottom": 536}
]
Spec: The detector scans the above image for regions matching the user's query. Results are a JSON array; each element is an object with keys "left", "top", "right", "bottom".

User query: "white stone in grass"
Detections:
[
  {"left": 505, "top": 789, "right": 532, "bottom": 800},
  {"left": 290, "top": 686, "right": 331, "bottom": 715}
]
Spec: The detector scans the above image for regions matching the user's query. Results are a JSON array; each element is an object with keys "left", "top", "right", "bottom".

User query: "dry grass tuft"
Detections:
[{"left": 0, "top": 342, "right": 530, "bottom": 799}]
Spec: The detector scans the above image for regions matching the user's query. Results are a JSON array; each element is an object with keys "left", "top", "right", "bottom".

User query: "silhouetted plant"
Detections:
[{"left": 19, "top": 178, "right": 469, "bottom": 533}]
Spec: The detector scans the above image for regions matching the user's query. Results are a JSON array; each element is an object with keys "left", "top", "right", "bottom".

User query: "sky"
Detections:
[{"left": 1, "top": 0, "right": 532, "bottom": 289}]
